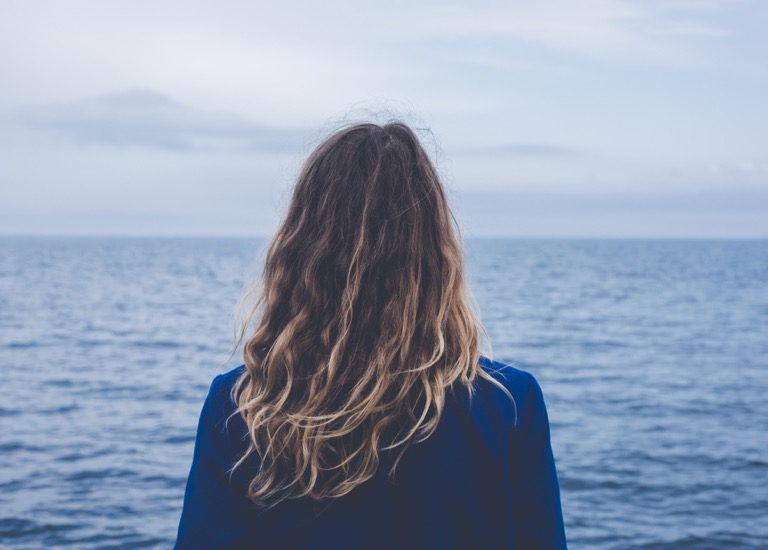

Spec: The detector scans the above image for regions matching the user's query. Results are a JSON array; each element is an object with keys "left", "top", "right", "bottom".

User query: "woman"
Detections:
[{"left": 175, "top": 122, "right": 567, "bottom": 549}]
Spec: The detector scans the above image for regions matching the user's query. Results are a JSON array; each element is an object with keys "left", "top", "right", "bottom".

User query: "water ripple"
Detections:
[{"left": 1, "top": 237, "right": 766, "bottom": 548}]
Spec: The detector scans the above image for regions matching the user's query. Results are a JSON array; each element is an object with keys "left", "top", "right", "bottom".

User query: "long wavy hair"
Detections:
[{"left": 231, "top": 121, "right": 510, "bottom": 508}]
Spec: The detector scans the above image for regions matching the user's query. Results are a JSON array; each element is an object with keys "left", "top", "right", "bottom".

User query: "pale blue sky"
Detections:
[{"left": 0, "top": 0, "right": 766, "bottom": 237}]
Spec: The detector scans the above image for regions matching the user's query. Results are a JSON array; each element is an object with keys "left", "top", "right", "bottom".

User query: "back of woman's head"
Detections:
[{"left": 233, "top": 121, "right": 502, "bottom": 507}]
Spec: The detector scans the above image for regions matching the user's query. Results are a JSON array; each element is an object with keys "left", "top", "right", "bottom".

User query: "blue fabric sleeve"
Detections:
[
  {"left": 174, "top": 375, "right": 254, "bottom": 549},
  {"left": 509, "top": 372, "right": 568, "bottom": 549}
]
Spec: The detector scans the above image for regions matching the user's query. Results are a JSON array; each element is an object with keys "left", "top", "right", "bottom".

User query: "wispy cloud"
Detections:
[
  {"left": 452, "top": 144, "right": 580, "bottom": 157},
  {"left": 13, "top": 90, "right": 308, "bottom": 152},
  {"left": 457, "top": 187, "right": 768, "bottom": 237},
  {"left": 422, "top": 0, "right": 736, "bottom": 64}
]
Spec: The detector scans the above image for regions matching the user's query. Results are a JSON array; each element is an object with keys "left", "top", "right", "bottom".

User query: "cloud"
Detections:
[
  {"left": 455, "top": 187, "right": 768, "bottom": 237},
  {"left": 13, "top": 90, "right": 308, "bottom": 152},
  {"left": 422, "top": 0, "right": 736, "bottom": 64},
  {"left": 452, "top": 144, "right": 580, "bottom": 157}
]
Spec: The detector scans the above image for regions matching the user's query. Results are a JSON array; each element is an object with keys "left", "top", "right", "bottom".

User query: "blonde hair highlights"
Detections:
[{"left": 230, "top": 122, "right": 511, "bottom": 508}]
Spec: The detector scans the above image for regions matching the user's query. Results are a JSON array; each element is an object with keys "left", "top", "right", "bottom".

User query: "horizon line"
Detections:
[{"left": 1, "top": 233, "right": 765, "bottom": 241}]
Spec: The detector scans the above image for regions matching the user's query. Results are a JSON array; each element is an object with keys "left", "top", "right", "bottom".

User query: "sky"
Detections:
[{"left": 0, "top": 0, "right": 766, "bottom": 237}]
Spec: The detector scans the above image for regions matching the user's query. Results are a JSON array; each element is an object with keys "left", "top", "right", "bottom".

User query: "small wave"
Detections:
[
  {"left": 580, "top": 339, "right": 629, "bottom": 351},
  {"left": 64, "top": 468, "right": 138, "bottom": 482},
  {"left": 55, "top": 448, "right": 112, "bottom": 463},
  {"left": 41, "top": 378, "right": 75, "bottom": 388},
  {"left": 0, "top": 407, "right": 19, "bottom": 417},
  {"left": 558, "top": 476, "right": 625, "bottom": 492},
  {"left": 0, "top": 441, "right": 44, "bottom": 453},
  {"left": 0, "top": 517, "right": 80, "bottom": 538},
  {"left": 129, "top": 340, "right": 182, "bottom": 349},
  {"left": 5, "top": 341, "right": 40, "bottom": 349},
  {"left": 635, "top": 532, "right": 760, "bottom": 549},
  {"left": 65, "top": 531, "right": 167, "bottom": 548},
  {"left": 0, "top": 479, "right": 26, "bottom": 492},
  {"left": 31, "top": 403, "right": 79, "bottom": 415},
  {"left": 163, "top": 434, "right": 195, "bottom": 445}
]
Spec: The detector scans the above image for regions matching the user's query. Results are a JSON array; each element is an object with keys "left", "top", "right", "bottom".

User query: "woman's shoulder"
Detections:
[
  {"left": 210, "top": 364, "right": 247, "bottom": 393},
  {"left": 473, "top": 356, "right": 553, "bottom": 430},
  {"left": 205, "top": 359, "right": 547, "bottom": 433},
  {"left": 200, "top": 365, "right": 246, "bottom": 425},
  {"left": 210, "top": 360, "right": 542, "bottom": 402},
  {"left": 477, "top": 356, "right": 543, "bottom": 400}
]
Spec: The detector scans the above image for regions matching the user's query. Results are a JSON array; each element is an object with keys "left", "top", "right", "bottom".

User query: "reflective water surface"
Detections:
[{"left": 1, "top": 237, "right": 766, "bottom": 548}]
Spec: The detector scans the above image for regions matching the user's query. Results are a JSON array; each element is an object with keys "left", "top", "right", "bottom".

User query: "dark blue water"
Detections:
[{"left": 1, "top": 237, "right": 767, "bottom": 549}]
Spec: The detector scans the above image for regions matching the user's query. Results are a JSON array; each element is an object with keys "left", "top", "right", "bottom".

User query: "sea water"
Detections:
[{"left": 1, "top": 237, "right": 766, "bottom": 549}]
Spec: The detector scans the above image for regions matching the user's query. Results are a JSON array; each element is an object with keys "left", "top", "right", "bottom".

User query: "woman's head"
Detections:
[
  {"left": 233, "top": 121, "right": 504, "bottom": 507},
  {"left": 258, "top": 122, "right": 464, "bottom": 366}
]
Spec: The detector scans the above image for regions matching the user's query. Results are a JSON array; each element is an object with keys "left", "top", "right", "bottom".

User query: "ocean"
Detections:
[{"left": 1, "top": 237, "right": 766, "bottom": 549}]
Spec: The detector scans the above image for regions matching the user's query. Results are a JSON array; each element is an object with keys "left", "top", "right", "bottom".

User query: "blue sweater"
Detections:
[{"left": 175, "top": 357, "right": 567, "bottom": 549}]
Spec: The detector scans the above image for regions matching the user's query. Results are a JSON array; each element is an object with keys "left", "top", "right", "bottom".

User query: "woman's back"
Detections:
[
  {"left": 174, "top": 121, "right": 567, "bottom": 548},
  {"left": 176, "top": 357, "right": 565, "bottom": 549}
]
